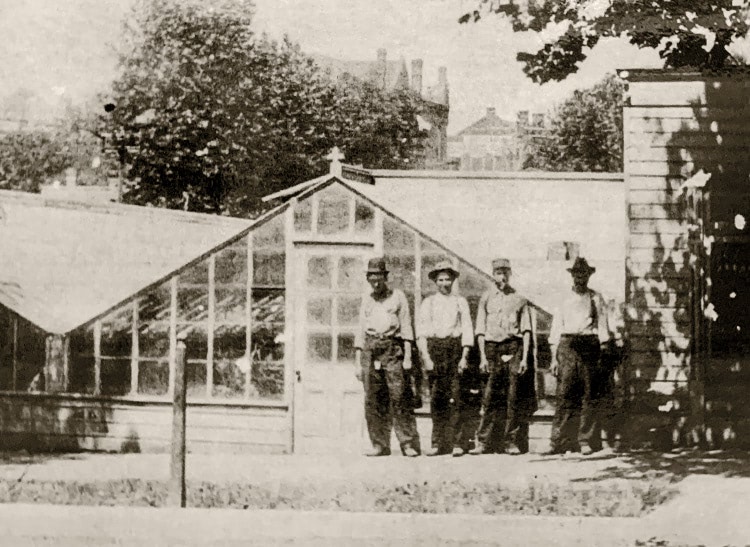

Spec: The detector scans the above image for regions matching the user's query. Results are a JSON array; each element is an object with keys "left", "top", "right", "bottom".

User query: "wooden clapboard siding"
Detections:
[{"left": 0, "top": 394, "right": 290, "bottom": 454}]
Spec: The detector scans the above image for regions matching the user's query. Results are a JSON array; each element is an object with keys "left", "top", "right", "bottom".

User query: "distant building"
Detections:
[
  {"left": 311, "top": 49, "right": 450, "bottom": 168},
  {"left": 448, "top": 108, "right": 550, "bottom": 171}
]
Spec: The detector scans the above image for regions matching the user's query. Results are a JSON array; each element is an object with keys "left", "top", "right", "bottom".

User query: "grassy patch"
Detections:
[{"left": 0, "top": 477, "right": 675, "bottom": 517}]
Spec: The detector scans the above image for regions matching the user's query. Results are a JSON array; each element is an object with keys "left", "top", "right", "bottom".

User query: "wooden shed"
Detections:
[{"left": 620, "top": 68, "right": 750, "bottom": 447}]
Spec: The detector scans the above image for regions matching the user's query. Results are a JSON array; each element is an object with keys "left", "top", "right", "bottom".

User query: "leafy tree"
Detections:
[
  {"left": 523, "top": 74, "right": 623, "bottom": 172},
  {"left": 0, "top": 131, "right": 71, "bottom": 192},
  {"left": 460, "top": 1, "right": 750, "bottom": 83},
  {"left": 107, "top": 0, "right": 426, "bottom": 216}
]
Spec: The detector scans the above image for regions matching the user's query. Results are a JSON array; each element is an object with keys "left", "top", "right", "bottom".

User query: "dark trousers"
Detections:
[
  {"left": 426, "top": 337, "right": 463, "bottom": 452},
  {"left": 362, "top": 336, "right": 421, "bottom": 454},
  {"left": 476, "top": 339, "right": 534, "bottom": 452},
  {"left": 551, "top": 335, "right": 605, "bottom": 451}
]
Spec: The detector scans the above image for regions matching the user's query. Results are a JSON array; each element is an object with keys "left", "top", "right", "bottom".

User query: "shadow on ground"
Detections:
[{"left": 569, "top": 448, "right": 750, "bottom": 483}]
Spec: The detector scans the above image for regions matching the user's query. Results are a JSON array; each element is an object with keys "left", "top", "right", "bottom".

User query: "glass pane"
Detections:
[
  {"left": 138, "top": 282, "right": 171, "bottom": 324},
  {"left": 354, "top": 199, "right": 374, "bottom": 233},
  {"left": 177, "top": 287, "right": 208, "bottom": 323},
  {"left": 180, "top": 260, "right": 209, "bottom": 285},
  {"left": 138, "top": 322, "right": 170, "bottom": 359},
  {"left": 253, "top": 251, "right": 285, "bottom": 286},
  {"left": 307, "top": 256, "right": 332, "bottom": 289},
  {"left": 385, "top": 254, "right": 415, "bottom": 292},
  {"left": 213, "top": 358, "right": 246, "bottom": 398},
  {"left": 101, "top": 358, "right": 131, "bottom": 396},
  {"left": 307, "top": 333, "right": 332, "bottom": 362},
  {"left": 15, "top": 318, "right": 46, "bottom": 392},
  {"left": 253, "top": 215, "right": 285, "bottom": 249},
  {"left": 337, "top": 296, "right": 361, "bottom": 326},
  {"left": 215, "top": 324, "right": 246, "bottom": 360},
  {"left": 252, "top": 289, "right": 285, "bottom": 328},
  {"left": 177, "top": 324, "right": 208, "bottom": 361},
  {"left": 186, "top": 360, "right": 207, "bottom": 398},
  {"left": 338, "top": 256, "right": 364, "bottom": 290},
  {"left": 251, "top": 359, "right": 284, "bottom": 400},
  {"left": 383, "top": 216, "right": 414, "bottom": 252},
  {"left": 317, "top": 188, "right": 351, "bottom": 234},
  {"left": 100, "top": 304, "right": 133, "bottom": 357},
  {"left": 307, "top": 297, "right": 332, "bottom": 326},
  {"left": 337, "top": 333, "right": 356, "bottom": 363},
  {"left": 69, "top": 326, "right": 94, "bottom": 394},
  {"left": 294, "top": 198, "right": 313, "bottom": 232},
  {"left": 215, "top": 287, "right": 246, "bottom": 324},
  {"left": 215, "top": 238, "right": 248, "bottom": 285},
  {"left": 138, "top": 360, "right": 169, "bottom": 395}
]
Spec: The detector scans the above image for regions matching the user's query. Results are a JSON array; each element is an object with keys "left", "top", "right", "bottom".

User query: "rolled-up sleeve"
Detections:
[
  {"left": 475, "top": 292, "right": 488, "bottom": 337},
  {"left": 459, "top": 297, "right": 475, "bottom": 347},
  {"left": 416, "top": 297, "right": 430, "bottom": 340},
  {"left": 596, "top": 294, "right": 611, "bottom": 344},
  {"left": 397, "top": 290, "right": 414, "bottom": 341}
]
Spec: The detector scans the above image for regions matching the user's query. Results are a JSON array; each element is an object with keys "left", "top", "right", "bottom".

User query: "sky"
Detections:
[{"left": 0, "top": 0, "right": 665, "bottom": 133}]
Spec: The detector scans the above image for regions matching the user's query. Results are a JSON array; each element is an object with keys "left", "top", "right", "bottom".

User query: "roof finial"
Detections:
[{"left": 326, "top": 146, "right": 345, "bottom": 177}]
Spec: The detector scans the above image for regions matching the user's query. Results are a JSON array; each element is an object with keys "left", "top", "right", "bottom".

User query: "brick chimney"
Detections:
[
  {"left": 411, "top": 59, "right": 423, "bottom": 95},
  {"left": 486, "top": 107, "right": 497, "bottom": 117},
  {"left": 376, "top": 48, "right": 387, "bottom": 89},
  {"left": 437, "top": 66, "right": 449, "bottom": 106}
]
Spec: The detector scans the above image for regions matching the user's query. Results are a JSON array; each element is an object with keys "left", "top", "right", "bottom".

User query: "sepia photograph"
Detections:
[{"left": 1, "top": 0, "right": 750, "bottom": 545}]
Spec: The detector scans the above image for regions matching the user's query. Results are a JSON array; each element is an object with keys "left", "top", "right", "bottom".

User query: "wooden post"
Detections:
[{"left": 168, "top": 337, "right": 187, "bottom": 507}]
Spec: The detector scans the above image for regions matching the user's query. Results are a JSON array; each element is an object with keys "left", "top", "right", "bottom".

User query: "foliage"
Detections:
[
  {"left": 523, "top": 74, "right": 624, "bottom": 172},
  {"left": 0, "top": 131, "right": 71, "bottom": 192},
  {"left": 108, "top": 0, "right": 426, "bottom": 216},
  {"left": 460, "top": 1, "right": 750, "bottom": 83}
]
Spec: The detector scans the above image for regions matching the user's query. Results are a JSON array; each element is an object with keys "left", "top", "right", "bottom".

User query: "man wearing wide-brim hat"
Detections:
[
  {"left": 470, "top": 258, "right": 536, "bottom": 455},
  {"left": 354, "top": 257, "right": 421, "bottom": 457},
  {"left": 547, "top": 257, "right": 612, "bottom": 456},
  {"left": 416, "top": 259, "right": 474, "bottom": 457}
]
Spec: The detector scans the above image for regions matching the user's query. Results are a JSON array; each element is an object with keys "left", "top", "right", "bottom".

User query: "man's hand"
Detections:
[
  {"left": 403, "top": 355, "right": 413, "bottom": 370},
  {"left": 518, "top": 356, "right": 528, "bottom": 375},
  {"left": 355, "top": 367, "right": 363, "bottom": 382},
  {"left": 479, "top": 356, "right": 489, "bottom": 374},
  {"left": 458, "top": 357, "right": 468, "bottom": 373},
  {"left": 423, "top": 358, "right": 435, "bottom": 372},
  {"left": 550, "top": 356, "right": 559, "bottom": 378}
]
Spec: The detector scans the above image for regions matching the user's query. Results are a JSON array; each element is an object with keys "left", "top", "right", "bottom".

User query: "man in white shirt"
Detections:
[
  {"left": 548, "top": 257, "right": 612, "bottom": 456},
  {"left": 417, "top": 260, "right": 474, "bottom": 457}
]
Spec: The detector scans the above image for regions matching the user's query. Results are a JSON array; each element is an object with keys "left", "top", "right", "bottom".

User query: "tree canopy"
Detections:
[
  {"left": 107, "top": 0, "right": 427, "bottom": 216},
  {"left": 523, "top": 73, "right": 623, "bottom": 172},
  {"left": 460, "top": 1, "right": 750, "bottom": 83}
]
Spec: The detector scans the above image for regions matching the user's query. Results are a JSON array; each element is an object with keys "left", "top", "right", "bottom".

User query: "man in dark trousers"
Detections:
[
  {"left": 416, "top": 260, "right": 474, "bottom": 457},
  {"left": 354, "top": 257, "right": 421, "bottom": 457},
  {"left": 470, "top": 258, "right": 535, "bottom": 455},
  {"left": 548, "top": 257, "right": 612, "bottom": 456}
]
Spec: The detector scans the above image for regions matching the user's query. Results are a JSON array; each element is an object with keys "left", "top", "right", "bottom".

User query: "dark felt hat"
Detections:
[{"left": 567, "top": 257, "right": 596, "bottom": 275}]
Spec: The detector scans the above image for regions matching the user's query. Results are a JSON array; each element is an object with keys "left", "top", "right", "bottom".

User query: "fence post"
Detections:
[{"left": 168, "top": 336, "right": 187, "bottom": 507}]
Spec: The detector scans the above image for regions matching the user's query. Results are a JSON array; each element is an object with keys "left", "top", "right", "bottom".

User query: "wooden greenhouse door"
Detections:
[{"left": 293, "top": 244, "right": 373, "bottom": 454}]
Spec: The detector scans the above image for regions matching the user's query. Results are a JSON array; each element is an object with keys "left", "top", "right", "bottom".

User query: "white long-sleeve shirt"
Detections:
[
  {"left": 417, "top": 293, "right": 474, "bottom": 347},
  {"left": 549, "top": 288, "right": 611, "bottom": 346}
]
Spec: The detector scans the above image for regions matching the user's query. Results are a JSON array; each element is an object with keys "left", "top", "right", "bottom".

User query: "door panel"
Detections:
[{"left": 293, "top": 245, "right": 371, "bottom": 453}]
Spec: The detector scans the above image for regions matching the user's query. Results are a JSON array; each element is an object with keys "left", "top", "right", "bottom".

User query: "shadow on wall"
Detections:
[
  {"left": 0, "top": 397, "right": 122, "bottom": 454},
  {"left": 626, "top": 72, "right": 750, "bottom": 450}
]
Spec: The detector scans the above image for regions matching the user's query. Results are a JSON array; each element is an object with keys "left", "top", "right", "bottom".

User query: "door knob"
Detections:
[{"left": 296, "top": 370, "right": 301, "bottom": 382}]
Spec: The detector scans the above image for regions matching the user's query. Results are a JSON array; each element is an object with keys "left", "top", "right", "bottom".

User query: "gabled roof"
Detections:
[
  {"left": 263, "top": 169, "right": 626, "bottom": 313},
  {"left": 457, "top": 108, "right": 516, "bottom": 137},
  {"left": 0, "top": 191, "right": 255, "bottom": 334}
]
